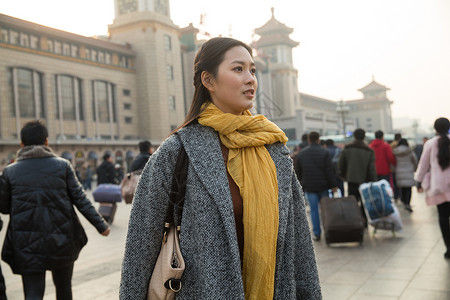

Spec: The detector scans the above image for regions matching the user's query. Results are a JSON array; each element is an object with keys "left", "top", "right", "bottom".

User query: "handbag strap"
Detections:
[{"left": 164, "top": 140, "right": 189, "bottom": 231}]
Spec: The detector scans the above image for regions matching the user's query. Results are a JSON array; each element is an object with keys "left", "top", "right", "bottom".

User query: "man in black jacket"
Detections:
[
  {"left": 296, "top": 131, "right": 338, "bottom": 241},
  {"left": 96, "top": 152, "right": 116, "bottom": 184},
  {"left": 0, "top": 120, "right": 110, "bottom": 299},
  {"left": 129, "top": 140, "right": 152, "bottom": 173}
]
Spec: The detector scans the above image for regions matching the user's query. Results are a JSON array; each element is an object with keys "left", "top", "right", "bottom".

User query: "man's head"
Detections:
[
  {"left": 308, "top": 131, "right": 320, "bottom": 144},
  {"left": 138, "top": 140, "right": 152, "bottom": 153},
  {"left": 301, "top": 133, "right": 308, "bottom": 142},
  {"left": 21, "top": 120, "right": 48, "bottom": 146},
  {"left": 103, "top": 152, "right": 112, "bottom": 162},
  {"left": 394, "top": 133, "right": 402, "bottom": 141},
  {"left": 325, "top": 139, "right": 334, "bottom": 147},
  {"left": 353, "top": 128, "right": 366, "bottom": 141},
  {"left": 375, "top": 130, "right": 384, "bottom": 140}
]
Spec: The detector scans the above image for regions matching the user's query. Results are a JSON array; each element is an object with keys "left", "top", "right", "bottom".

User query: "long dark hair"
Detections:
[
  {"left": 174, "top": 37, "right": 253, "bottom": 132},
  {"left": 434, "top": 117, "right": 450, "bottom": 170}
]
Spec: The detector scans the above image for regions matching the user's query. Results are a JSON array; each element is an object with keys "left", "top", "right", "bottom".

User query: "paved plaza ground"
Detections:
[{"left": 1, "top": 188, "right": 449, "bottom": 299}]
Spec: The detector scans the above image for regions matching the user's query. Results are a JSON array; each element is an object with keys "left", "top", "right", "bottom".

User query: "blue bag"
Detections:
[
  {"left": 92, "top": 184, "right": 122, "bottom": 203},
  {"left": 360, "top": 181, "right": 394, "bottom": 220}
]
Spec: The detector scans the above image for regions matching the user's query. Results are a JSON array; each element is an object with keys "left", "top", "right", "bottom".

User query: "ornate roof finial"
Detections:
[{"left": 271, "top": 7, "right": 275, "bottom": 18}]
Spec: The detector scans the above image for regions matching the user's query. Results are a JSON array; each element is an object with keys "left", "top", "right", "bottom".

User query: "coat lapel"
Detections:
[{"left": 177, "top": 125, "right": 239, "bottom": 249}]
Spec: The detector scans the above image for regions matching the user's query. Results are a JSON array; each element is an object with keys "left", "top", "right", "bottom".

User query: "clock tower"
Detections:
[{"left": 109, "top": 0, "right": 184, "bottom": 142}]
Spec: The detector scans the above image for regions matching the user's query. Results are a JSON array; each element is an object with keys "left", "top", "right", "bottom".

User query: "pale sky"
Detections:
[{"left": 1, "top": 0, "right": 449, "bottom": 132}]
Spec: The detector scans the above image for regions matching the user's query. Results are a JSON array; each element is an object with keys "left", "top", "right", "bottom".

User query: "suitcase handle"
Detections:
[{"left": 328, "top": 189, "right": 343, "bottom": 198}]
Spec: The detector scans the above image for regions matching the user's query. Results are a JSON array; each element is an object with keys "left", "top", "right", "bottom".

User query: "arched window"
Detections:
[
  {"left": 55, "top": 75, "right": 84, "bottom": 121},
  {"left": 10, "top": 67, "right": 45, "bottom": 118},
  {"left": 92, "top": 81, "right": 116, "bottom": 123}
]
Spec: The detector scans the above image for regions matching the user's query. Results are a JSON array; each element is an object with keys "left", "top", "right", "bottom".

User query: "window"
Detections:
[
  {"left": 63, "top": 43, "right": 70, "bottom": 56},
  {"left": 93, "top": 81, "right": 116, "bottom": 123},
  {"left": 123, "top": 89, "right": 131, "bottom": 96},
  {"left": 54, "top": 41, "right": 62, "bottom": 54},
  {"left": 125, "top": 117, "right": 132, "bottom": 124},
  {"left": 20, "top": 33, "right": 29, "bottom": 47},
  {"left": 1, "top": 29, "right": 8, "bottom": 43},
  {"left": 166, "top": 65, "right": 174, "bottom": 80},
  {"left": 56, "top": 75, "right": 84, "bottom": 120},
  {"left": 164, "top": 35, "right": 172, "bottom": 51},
  {"left": 71, "top": 45, "right": 78, "bottom": 57},
  {"left": 47, "top": 40, "right": 54, "bottom": 52},
  {"left": 119, "top": 56, "right": 129, "bottom": 68},
  {"left": 84, "top": 48, "right": 90, "bottom": 60},
  {"left": 168, "top": 95, "right": 176, "bottom": 110},
  {"left": 10, "top": 68, "right": 45, "bottom": 118},
  {"left": 98, "top": 51, "right": 105, "bottom": 63},
  {"left": 91, "top": 50, "right": 97, "bottom": 62},
  {"left": 105, "top": 53, "right": 111, "bottom": 64},
  {"left": 124, "top": 103, "right": 132, "bottom": 110},
  {"left": 10, "top": 30, "right": 18, "bottom": 44},
  {"left": 30, "top": 35, "right": 39, "bottom": 49}
]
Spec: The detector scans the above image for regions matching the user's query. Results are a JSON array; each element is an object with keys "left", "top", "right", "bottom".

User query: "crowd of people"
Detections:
[
  {"left": 292, "top": 120, "right": 450, "bottom": 261},
  {"left": 0, "top": 36, "right": 447, "bottom": 299}
]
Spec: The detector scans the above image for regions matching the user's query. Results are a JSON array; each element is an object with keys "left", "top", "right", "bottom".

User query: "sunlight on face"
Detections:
[{"left": 209, "top": 46, "right": 258, "bottom": 115}]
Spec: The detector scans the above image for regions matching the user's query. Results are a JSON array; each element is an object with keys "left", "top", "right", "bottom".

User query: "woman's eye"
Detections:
[
  {"left": 250, "top": 68, "right": 256, "bottom": 74},
  {"left": 233, "top": 66, "right": 243, "bottom": 71}
]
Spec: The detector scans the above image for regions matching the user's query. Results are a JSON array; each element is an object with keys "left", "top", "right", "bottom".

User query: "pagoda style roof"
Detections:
[
  {"left": 358, "top": 78, "right": 390, "bottom": 92},
  {"left": 254, "top": 8, "right": 294, "bottom": 36}
]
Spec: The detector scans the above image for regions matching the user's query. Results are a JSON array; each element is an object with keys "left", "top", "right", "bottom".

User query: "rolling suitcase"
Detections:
[
  {"left": 98, "top": 202, "right": 117, "bottom": 224},
  {"left": 320, "top": 193, "right": 365, "bottom": 245}
]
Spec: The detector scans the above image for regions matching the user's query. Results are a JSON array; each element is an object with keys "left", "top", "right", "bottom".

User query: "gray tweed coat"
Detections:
[{"left": 120, "top": 123, "right": 322, "bottom": 299}]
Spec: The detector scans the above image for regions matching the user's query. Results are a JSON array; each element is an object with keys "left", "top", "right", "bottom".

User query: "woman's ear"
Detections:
[{"left": 201, "top": 71, "right": 215, "bottom": 91}]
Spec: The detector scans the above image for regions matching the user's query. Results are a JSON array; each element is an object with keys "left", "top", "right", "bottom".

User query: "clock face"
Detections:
[{"left": 118, "top": 0, "right": 138, "bottom": 15}]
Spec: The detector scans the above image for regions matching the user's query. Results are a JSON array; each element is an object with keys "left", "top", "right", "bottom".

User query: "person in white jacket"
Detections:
[{"left": 415, "top": 117, "right": 450, "bottom": 259}]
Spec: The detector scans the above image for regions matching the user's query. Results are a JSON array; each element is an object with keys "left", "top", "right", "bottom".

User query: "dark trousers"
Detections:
[
  {"left": 0, "top": 263, "right": 6, "bottom": 300},
  {"left": 348, "top": 182, "right": 368, "bottom": 226},
  {"left": 22, "top": 263, "right": 74, "bottom": 300},
  {"left": 437, "top": 202, "right": 450, "bottom": 251},
  {"left": 400, "top": 187, "right": 412, "bottom": 205}
]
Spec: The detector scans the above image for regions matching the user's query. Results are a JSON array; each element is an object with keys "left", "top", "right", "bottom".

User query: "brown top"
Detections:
[{"left": 219, "top": 140, "right": 244, "bottom": 264}]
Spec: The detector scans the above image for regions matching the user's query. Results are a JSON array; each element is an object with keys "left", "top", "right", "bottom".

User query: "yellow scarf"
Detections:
[{"left": 198, "top": 103, "right": 288, "bottom": 299}]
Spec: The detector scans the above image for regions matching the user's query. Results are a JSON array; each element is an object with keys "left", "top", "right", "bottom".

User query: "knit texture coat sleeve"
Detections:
[
  {"left": 120, "top": 135, "right": 181, "bottom": 300},
  {"left": 291, "top": 173, "right": 323, "bottom": 299}
]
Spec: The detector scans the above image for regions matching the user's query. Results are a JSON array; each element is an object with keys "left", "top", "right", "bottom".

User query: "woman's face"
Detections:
[{"left": 205, "top": 46, "right": 257, "bottom": 115}]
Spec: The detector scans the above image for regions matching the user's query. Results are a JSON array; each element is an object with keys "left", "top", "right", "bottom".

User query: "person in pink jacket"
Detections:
[{"left": 415, "top": 117, "right": 450, "bottom": 259}]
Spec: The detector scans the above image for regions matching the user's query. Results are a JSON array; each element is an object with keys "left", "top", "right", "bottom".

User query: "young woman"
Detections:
[
  {"left": 120, "top": 37, "right": 322, "bottom": 299},
  {"left": 393, "top": 138, "right": 418, "bottom": 212},
  {"left": 415, "top": 117, "right": 450, "bottom": 259}
]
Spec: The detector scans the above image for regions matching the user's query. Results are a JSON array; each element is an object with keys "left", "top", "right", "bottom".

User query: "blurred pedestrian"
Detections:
[
  {"left": 415, "top": 117, "right": 450, "bottom": 259},
  {"left": 325, "top": 138, "right": 344, "bottom": 195},
  {"left": 120, "top": 37, "right": 321, "bottom": 299},
  {"left": 369, "top": 130, "right": 396, "bottom": 182},
  {"left": 0, "top": 216, "right": 6, "bottom": 300},
  {"left": 129, "top": 140, "right": 152, "bottom": 173},
  {"left": 96, "top": 152, "right": 115, "bottom": 184},
  {"left": 393, "top": 139, "right": 418, "bottom": 212},
  {"left": 293, "top": 133, "right": 309, "bottom": 178},
  {"left": 390, "top": 133, "right": 402, "bottom": 200},
  {"left": 0, "top": 120, "right": 110, "bottom": 300},
  {"left": 413, "top": 136, "right": 428, "bottom": 161},
  {"left": 339, "top": 128, "right": 377, "bottom": 227},
  {"left": 114, "top": 164, "right": 124, "bottom": 184},
  {"left": 296, "top": 131, "right": 338, "bottom": 241}
]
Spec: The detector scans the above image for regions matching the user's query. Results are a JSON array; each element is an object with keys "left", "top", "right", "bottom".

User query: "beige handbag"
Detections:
[
  {"left": 148, "top": 143, "right": 188, "bottom": 299},
  {"left": 120, "top": 170, "right": 141, "bottom": 204}
]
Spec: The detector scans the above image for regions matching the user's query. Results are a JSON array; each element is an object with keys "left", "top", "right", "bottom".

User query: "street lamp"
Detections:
[{"left": 336, "top": 99, "right": 350, "bottom": 136}]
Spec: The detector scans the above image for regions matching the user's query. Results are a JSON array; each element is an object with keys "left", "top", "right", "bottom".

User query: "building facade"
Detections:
[{"left": 0, "top": 4, "right": 394, "bottom": 171}]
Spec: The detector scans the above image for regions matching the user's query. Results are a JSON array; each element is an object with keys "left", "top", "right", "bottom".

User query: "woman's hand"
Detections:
[
  {"left": 417, "top": 187, "right": 424, "bottom": 193},
  {"left": 101, "top": 227, "right": 111, "bottom": 236}
]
